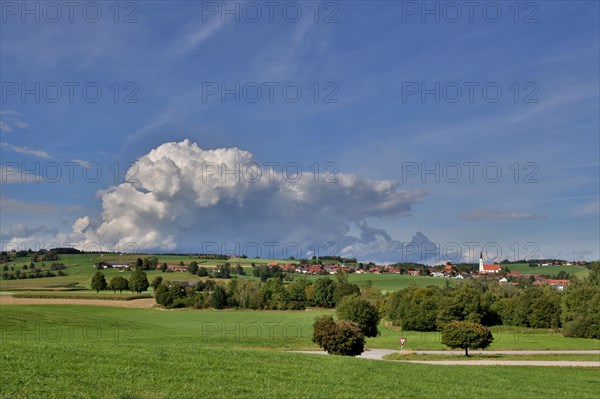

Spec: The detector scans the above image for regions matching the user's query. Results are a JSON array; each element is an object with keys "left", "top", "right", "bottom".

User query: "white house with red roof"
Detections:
[{"left": 479, "top": 252, "right": 501, "bottom": 274}]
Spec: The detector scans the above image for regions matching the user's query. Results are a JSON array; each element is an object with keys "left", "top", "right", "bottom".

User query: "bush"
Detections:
[
  {"left": 336, "top": 295, "right": 380, "bottom": 337},
  {"left": 155, "top": 283, "right": 175, "bottom": 307},
  {"left": 441, "top": 320, "right": 493, "bottom": 356},
  {"left": 312, "top": 315, "right": 365, "bottom": 356}
]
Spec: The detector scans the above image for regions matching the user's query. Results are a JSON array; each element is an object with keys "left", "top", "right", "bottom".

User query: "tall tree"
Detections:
[
  {"left": 91, "top": 272, "right": 107, "bottom": 293},
  {"left": 210, "top": 285, "right": 228, "bottom": 309},
  {"left": 187, "top": 261, "right": 199, "bottom": 275},
  {"left": 129, "top": 269, "right": 149, "bottom": 294},
  {"left": 151, "top": 276, "right": 163, "bottom": 290},
  {"left": 313, "top": 277, "right": 336, "bottom": 308},
  {"left": 336, "top": 295, "right": 381, "bottom": 337}
]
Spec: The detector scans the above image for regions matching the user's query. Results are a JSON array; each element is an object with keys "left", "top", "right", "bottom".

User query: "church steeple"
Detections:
[{"left": 479, "top": 252, "right": 484, "bottom": 272}]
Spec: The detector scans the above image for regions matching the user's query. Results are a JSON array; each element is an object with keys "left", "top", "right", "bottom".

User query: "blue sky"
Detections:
[{"left": 1, "top": 1, "right": 598, "bottom": 263}]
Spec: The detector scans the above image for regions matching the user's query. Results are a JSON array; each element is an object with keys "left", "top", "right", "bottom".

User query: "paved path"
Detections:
[
  {"left": 402, "top": 360, "right": 600, "bottom": 367},
  {"left": 413, "top": 350, "right": 600, "bottom": 355},
  {"left": 292, "top": 349, "right": 600, "bottom": 367}
]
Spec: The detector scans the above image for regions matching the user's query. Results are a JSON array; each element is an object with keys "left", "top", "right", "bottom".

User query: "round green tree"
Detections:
[
  {"left": 336, "top": 295, "right": 381, "bottom": 337},
  {"left": 188, "top": 261, "right": 199, "bottom": 274},
  {"left": 441, "top": 320, "right": 494, "bottom": 356},
  {"left": 109, "top": 276, "right": 129, "bottom": 293},
  {"left": 91, "top": 271, "right": 107, "bottom": 293}
]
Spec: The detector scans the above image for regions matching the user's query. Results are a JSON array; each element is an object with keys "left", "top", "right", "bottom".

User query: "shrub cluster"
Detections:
[{"left": 312, "top": 315, "right": 365, "bottom": 356}]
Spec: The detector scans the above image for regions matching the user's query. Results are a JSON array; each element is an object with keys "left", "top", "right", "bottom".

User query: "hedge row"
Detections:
[{"left": 12, "top": 292, "right": 153, "bottom": 301}]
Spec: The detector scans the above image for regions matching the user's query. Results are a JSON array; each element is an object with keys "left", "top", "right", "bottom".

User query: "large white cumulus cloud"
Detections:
[{"left": 73, "top": 139, "right": 429, "bottom": 260}]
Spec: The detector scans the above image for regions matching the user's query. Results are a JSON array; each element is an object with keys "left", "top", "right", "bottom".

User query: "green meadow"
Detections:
[
  {"left": 1, "top": 305, "right": 599, "bottom": 399},
  {"left": 301, "top": 273, "right": 454, "bottom": 291},
  {"left": 506, "top": 263, "right": 590, "bottom": 278}
]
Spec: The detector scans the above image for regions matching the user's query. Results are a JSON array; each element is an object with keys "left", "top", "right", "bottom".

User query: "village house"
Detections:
[
  {"left": 387, "top": 266, "right": 401, "bottom": 274},
  {"left": 96, "top": 261, "right": 131, "bottom": 269},
  {"left": 308, "top": 265, "right": 324, "bottom": 274},
  {"left": 280, "top": 264, "right": 296, "bottom": 272},
  {"left": 534, "top": 279, "right": 570, "bottom": 291},
  {"left": 166, "top": 264, "right": 188, "bottom": 272}
]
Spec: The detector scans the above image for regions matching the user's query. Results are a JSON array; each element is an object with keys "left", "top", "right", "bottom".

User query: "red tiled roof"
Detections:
[
  {"left": 544, "top": 279, "right": 570, "bottom": 285},
  {"left": 483, "top": 264, "right": 501, "bottom": 270}
]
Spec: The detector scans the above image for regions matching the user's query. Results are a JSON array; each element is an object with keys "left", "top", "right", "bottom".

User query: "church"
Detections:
[{"left": 479, "top": 252, "right": 501, "bottom": 274}]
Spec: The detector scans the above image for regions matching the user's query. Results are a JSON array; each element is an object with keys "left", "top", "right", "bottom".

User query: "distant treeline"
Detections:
[{"left": 319, "top": 256, "right": 358, "bottom": 264}]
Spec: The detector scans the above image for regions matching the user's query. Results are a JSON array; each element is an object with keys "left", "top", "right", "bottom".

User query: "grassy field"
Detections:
[
  {"left": 1, "top": 305, "right": 599, "bottom": 352},
  {"left": 301, "top": 273, "right": 454, "bottom": 291},
  {"left": 373, "top": 324, "right": 600, "bottom": 351},
  {"left": 506, "top": 263, "right": 590, "bottom": 278},
  {"left": 0, "top": 305, "right": 599, "bottom": 399}
]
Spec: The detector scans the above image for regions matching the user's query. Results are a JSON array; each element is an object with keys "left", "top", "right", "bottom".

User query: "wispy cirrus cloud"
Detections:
[
  {"left": 461, "top": 208, "right": 542, "bottom": 220},
  {"left": 170, "top": 17, "right": 225, "bottom": 59},
  {"left": 0, "top": 110, "right": 29, "bottom": 133},
  {"left": 0, "top": 198, "right": 58, "bottom": 213},
  {"left": 0, "top": 142, "right": 52, "bottom": 159}
]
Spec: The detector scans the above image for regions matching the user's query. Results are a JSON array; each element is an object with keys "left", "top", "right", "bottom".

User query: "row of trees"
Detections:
[
  {"left": 1, "top": 269, "right": 66, "bottom": 280},
  {"left": 91, "top": 270, "right": 149, "bottom": 294},
  {"left": 153, "top": 274, "right": 363, "bottom": 310}
]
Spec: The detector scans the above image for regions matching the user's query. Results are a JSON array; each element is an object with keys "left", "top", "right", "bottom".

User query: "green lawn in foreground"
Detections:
[
  {"left": 1, "top": 305, "right": 599, "bottom": 352},
  {"left": 0, "top": 305, "right": 598, "bottom": 399}
]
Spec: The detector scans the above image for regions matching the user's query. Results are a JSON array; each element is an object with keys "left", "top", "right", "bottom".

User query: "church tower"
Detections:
[{"left": 479, "top": 252, "right": 484, "bottom": 272}]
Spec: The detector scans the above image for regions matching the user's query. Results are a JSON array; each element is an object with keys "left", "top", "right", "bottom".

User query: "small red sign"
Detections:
[{"left": 399, "top": 337, "right": 407, "bottom": 346}]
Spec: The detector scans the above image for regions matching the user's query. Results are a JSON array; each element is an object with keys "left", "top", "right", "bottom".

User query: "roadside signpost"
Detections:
[{"left": 399, "top": 337, "right": 407, "bottom": 352}]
